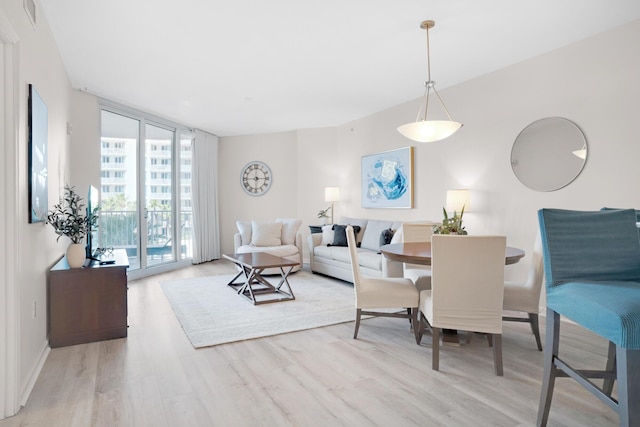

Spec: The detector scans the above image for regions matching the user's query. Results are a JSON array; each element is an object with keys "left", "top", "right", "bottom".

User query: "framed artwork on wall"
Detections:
[
  {"left": 28, "top": 83, "right": 48, "bottom": 223},
  {"left": 361, "top": 146, "right": 413, "bottom": 209}
]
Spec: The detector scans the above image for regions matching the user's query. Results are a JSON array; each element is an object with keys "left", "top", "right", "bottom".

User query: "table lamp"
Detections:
[{"left": 446, "top": 189, "right": 470, "bottom": 214}]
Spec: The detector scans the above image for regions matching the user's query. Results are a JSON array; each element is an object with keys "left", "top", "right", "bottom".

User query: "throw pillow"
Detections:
[
  {"left": 236, "top": 220, "right": 252, "bottom": 245},
  {"left": 360, "top": 219, "right": 393, "bottom": 252},
  {"left": 321, "top": 224, "right": 335, "bottom": 246},
  {"left": 275, "top": 218, "right": 302, "bottom": 245},
  {"left": 250, "top": 221, "right": 282, "bottom": 246},
  {"left": 330, "top": 225, "right": 361, "bottom": 247},
  {"left": 339, "top": 217, "right": 368, "bottom": 242},
  {"left": 378, "top": 228, "right": 396, "bottom": 253}
]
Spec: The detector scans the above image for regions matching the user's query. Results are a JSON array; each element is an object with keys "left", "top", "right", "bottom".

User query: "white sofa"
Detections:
[
  {"left": 234, "top": 218, "right": 303, "bottom": 274},
  {"left": 307, "top": 217, "right": 405, "bottom": 283}
]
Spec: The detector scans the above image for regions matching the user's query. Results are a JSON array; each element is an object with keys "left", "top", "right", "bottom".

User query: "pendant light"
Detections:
[{"left": 398, "top": 20, "right": 463, "bottom": 143}]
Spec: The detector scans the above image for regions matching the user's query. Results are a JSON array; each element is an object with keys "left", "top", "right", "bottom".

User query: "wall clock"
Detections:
[{"left": 241, "top": 161, "right": 272, "bottom": 196}]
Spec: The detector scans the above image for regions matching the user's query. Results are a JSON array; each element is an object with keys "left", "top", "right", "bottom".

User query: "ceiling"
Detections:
[{"left": 40, "top": 0, "right": 640, "bottom": 137}]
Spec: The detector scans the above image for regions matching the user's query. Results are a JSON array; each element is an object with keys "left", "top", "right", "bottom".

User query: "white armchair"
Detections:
[{"left": 234, "top": 218, "right": 303, "bottom": 274}]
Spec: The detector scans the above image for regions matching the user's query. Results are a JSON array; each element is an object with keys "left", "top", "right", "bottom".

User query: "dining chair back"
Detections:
[
  {"left": 503, "top": 231, "right": 544, "bottom": 350},
  {"left": 419, "top": 235, "right": 507, "bottom": 375},
  {"left": 402, "top": 222, "right": 435, "bottom": 243},
  {"left": 537, "top": 208, "right": 640, "bottom": 427},
  {"left": 346, "top": 225, "right": 420, "bottom": 342},
  {"left": 402, "top": 222, "right": 436, "bottom": 292}
]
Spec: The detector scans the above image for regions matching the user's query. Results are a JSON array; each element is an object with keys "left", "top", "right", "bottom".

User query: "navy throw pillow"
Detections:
[
  {"left": 378, "top": 228, "right": 395, "bottom": 253},
  {"left": 329, "top": 224, "right": 361, "bottom": 247}
]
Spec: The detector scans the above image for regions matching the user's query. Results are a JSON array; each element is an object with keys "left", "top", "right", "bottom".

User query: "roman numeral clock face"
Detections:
[{"left": 241, "top": 161, "right": 272, "bottom": 196}]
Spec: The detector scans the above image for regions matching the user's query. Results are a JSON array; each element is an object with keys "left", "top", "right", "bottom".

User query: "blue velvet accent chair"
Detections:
[{"left": 537, "top": 208, "right": 640, "bottom": 427}]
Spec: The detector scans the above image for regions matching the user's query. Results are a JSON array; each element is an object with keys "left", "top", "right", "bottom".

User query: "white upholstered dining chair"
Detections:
[
  {"left": 419, "top": 235, "right": 507, "bottom": 375},
  {"left": 345, "top": 225, "right": 421, "bottom": 343},
  {"left": 402, "top": 222, "right": 437, "bottom": 292},
  {"left": 502, "top": 232, "right": 544, "bottom": 351}
]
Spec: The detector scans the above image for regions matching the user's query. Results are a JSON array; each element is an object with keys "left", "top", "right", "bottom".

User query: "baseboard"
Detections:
[{"left": 19, "top": 340, "right": 50, "bottom": 407}]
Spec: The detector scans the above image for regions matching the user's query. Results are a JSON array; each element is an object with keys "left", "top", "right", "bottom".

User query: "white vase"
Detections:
[{"left": 66, "top": 243, "right": 85, "bottom": 268}]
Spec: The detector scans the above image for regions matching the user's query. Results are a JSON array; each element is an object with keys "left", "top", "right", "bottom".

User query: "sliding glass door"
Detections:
[
  {"left": 100, "top": 110, "right": 140, "bottom": 266},
  {"left": 100, "top": 106, "right": 193, "bottom": 275},
  {"left": 145, "top": 123, "right": 175, "bottom": 267}
]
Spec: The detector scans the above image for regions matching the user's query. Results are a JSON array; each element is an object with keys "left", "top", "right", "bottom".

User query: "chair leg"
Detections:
[
  {"left": 411, "top": 308, "right": 420, "bottom": 344},
  {"left": 487, "top": 334, "right": 493, "bottom": 347},
  {"left": 493, "top": 334, "right": 503, "bottom": 376},
  {"left": 616, "top": 346, "right": 640, "bottom": 427},
  {"left": 432, "top": 327, "right": 440, "bottom": 371},
  {"left": 537, "top": 308, "right": 560, "bottom": 427},
  {"left": 353, "top": 308, "right": 362, "bottom": 339},
  {"left": 529, "top": 312, "right": 543, "bottom": 351},
  {"left": 603, "top": 341, "right": 616, "bottom": 396}
]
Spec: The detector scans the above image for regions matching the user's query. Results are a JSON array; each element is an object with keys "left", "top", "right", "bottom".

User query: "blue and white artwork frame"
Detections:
[{"left": 361, "top": 146, "right": 413, "bottom": 209}]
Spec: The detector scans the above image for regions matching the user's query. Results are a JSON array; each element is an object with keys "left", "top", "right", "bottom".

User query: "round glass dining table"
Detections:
[{"left": 380, "top": 242, "right": 525, "bottom": 265}]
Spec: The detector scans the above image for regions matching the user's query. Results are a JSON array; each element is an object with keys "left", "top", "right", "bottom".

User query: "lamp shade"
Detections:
[
  {"left": 397, "top": 120, "right": 463, "bottom": 143},
  {"left": 446, "top": 189, "right": 470, "bottom": 213},
  {"left": 325, "top": 187, "right": 340, "bottom": 202}
]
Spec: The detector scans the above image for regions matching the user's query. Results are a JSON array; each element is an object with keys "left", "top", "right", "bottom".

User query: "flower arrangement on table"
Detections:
[{"left": 433, "top": 205, "right": 467, "bottom": 235}]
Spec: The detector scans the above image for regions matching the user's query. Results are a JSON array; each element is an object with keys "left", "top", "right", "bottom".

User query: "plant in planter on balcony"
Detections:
[
  {"left": 433, "top": 205, "right": 467, "bottom": 235},
  {"left": 46, "top": 185, "right": 100, "bottom": 267}
]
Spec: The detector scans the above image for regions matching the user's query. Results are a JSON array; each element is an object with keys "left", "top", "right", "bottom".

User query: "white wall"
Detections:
[
  {"left": 1, "top": 0, "right": 73, "bottom": 407},
  {"left": 219, "top": 19, "right": 640, "bottom": 284}
]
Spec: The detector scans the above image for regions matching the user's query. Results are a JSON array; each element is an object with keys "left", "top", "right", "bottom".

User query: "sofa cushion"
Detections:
[
  {"left": 358, "top": 250, "right": 382, "bottom": 270},
  {"left": 330, "top": 246, "right": 352, "bottom": 263},
  {"left": 237, "top": 244, "right": 298, "bottom": 258},
  {"left": 313, "top": 244, "right": 334, "bottom": 259},
  {"left": 275, "top": 218, "right": 302, "bottom": 245},
  {"left": 236, "top": 220, "right": 252, "bottom": 245},
  {"left": 318, "top": 246, "right": 381, "bottom": 271},
  {"left": 251, "top": 221, "right": 282, "bottom": 246},
  {"left": 360, "top": 220, "right": 394, "bottom": 251}
]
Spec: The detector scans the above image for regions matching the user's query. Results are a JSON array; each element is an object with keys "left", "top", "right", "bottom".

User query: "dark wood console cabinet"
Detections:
[{"left": 47, "top": 249, "right": 129, "bottom": 348}]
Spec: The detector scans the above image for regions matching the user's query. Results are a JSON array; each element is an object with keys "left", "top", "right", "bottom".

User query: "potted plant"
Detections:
[
  {"left": 46, "top": 185, "right": 100, "bottom": 268},
  {"left": 433, "top": 205, "right": 468, "bottom": 235},
  {"left": 317, "top": 206, "right": 332, "bottom": 224}
]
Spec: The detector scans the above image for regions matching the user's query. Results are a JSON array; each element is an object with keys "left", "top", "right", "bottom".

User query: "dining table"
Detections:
[
  {"left": 379, "top": 241, "right": 525, "bottom": 345},
  {"left": 380, "top": 242, "right": 525, "bottom": 266}
]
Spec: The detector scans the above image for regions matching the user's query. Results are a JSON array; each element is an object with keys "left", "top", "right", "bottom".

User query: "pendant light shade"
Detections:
[
  {"left": 398, "top": 20, "right": 462, "bottom": 143},
  {"left": 398, "top": 120, "right": 463, "bottom": 143}
]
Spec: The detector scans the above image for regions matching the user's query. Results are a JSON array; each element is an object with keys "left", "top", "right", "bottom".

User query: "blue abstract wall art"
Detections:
[{"left": 361, "top": 147, "right": 413, "bottom": 209}]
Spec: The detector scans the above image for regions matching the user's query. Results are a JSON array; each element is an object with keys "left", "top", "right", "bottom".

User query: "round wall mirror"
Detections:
[{"left": 510, "top": 117, "right": 587, "bottom": 192}]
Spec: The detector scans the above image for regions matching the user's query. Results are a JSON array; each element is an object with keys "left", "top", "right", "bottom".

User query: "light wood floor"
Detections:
[{"left": 1, "top": 261, "right": 619, "bottom": 427}]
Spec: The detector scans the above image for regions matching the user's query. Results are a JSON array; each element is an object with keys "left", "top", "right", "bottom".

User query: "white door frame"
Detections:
[{"left": 0, "top": 7, "right": 21, "bottom": 419}]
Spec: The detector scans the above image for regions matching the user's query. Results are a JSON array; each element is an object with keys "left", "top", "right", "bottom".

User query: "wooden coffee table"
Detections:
[{"left": 222, "top": 252, "right": 299, "bottom": 305}]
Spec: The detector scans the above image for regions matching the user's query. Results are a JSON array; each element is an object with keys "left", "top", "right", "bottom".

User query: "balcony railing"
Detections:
[{"left": 98, "top": 209, "right": 193, "bottom": 261}]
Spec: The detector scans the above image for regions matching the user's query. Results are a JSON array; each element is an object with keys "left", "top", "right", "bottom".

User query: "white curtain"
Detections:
[{"left": 191, "top": 129, "right": 221, "bottom": 263}]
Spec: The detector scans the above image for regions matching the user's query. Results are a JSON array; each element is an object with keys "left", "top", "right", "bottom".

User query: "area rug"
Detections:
[{"left": 160, "top": 270, "right": 357, "bottom": 348}]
